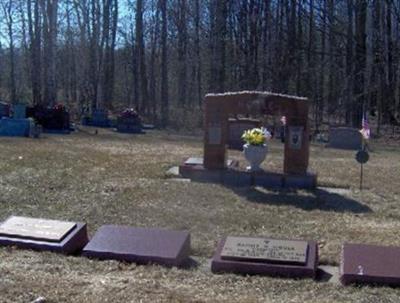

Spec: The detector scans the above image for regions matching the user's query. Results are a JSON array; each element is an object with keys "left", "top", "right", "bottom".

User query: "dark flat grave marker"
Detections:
[
  {"left": 82, "top": 225, "right": 190, "bottom": 267},
  {"left": 0, "top": 216, "right": 88, "bottom": 254},
  {"left": 212, "top": 236, "right": 318, "bottom": 279},
  {"left": 340, "top": 243, "right": 400, "bottom": 286}
]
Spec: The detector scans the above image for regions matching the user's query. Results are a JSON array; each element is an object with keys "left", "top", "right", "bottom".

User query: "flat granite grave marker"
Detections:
[
  {"left": 221, "top": 237, "right": 308, "bottom": 264},
  {"left": 0, "top": 216, "right": 88, "bottom": 254},
  {"left": 82, "top": 225, "right": 191, "bottom": 267},
  {"left": 340, "top": 243, "right": 400, "bottom": 286},
  {"left": 0, "top": 216, "right": 76, "bottom": 242},
  {"left": 212, "top": 236, "right": 318, "bottom": 279}
]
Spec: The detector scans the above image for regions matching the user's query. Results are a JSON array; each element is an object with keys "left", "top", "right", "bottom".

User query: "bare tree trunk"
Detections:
[
  {"left": 345, "top": 0, "right": 354, "bottom": 125},
  {"left": 352, "top": 0, "right": 367, "bottom": 128},
  {"left": 386, "top": 1, "right": 395, "bottom": 123},
  {"left": 295, "top": 0, "right": 303, "bottom": 95},
  {"left": 160, "top": 0, "right": 169, "bottom": 127},
  {"left": 216, "top": 1, "right": 228, "bottom": 92},
  {"left": 327, "top": 0, "right": 336, "bottom": 116},
  {"left": 307, "top": 0, "right": 317, "bottom": 125},
  {"left": 41, "top": 0, "right": 58, "bottom": 107},
  {"left": 261, "top": 0, "right": 271, "bottom": 90},
  {"left": 317, "top": 0, "right": 327, "bottom": 127},
  {"left": 194, "top": 0, "right": 202, "bottom": 105},
  {"left": 2, "top": 0, "right": 17, "bottom": 103},
  {"left": 149, "top": 0, "right": 160, "bottom": 120},
  {"left": 176, "top": 0, "right": 188, "bottom": 107},
  {"left": 135, "top": 0, "right": 149, "bottom": 114},
  {"left": 101, "top": 0, "right": 118, "bottom": 110}
]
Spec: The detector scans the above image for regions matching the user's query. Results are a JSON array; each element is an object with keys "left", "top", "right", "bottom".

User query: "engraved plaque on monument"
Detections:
[
  {"left": 288, "top": 126, "right": 304, "bottom": 150},
  {"left": 208, "top": 125, "right": 222, "bottom": 145},
  {"left": 0, "top": 216, "right": 76, "bottom": 242},
  {"left": 221, "top": 236, "right": 308, "bottom": 265},
  {"left": 0, "top": 216, "right": 89, "bottom": 254}
]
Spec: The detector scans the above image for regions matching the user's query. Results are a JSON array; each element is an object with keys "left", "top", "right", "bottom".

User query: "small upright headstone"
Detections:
[
  {"left": 116, "top": 108, "right": 142, "bottom": 133},
  {"left": 328, "top": 127, "right": 362, "bottom": 150},
  {"left": 82, "top": 225, "right": 191, "bottom": 267},
  {"left": 0, "top": 118, "right": 32, "bottom": 137},
  {"left": 13, "top": 104, "right": 27, "bottom": 119},
  {"left": 212, "top": 236, "right": 318, "bottom": 279},
  {"left": 0, "top": 102, "right": 10, "bottom": 118},
  {"left": 340, "top": 243, "right": 400, "bottom": 286},
  {"left": 0, "top": 216, "right": 89, "bottom": 254},
  {"left": 90, "top": 109, "right": 110, "bottom": 127}
]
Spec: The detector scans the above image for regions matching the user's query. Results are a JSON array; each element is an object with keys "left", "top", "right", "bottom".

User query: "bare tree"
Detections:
[
  {"left": 160, "top": 0, "right": 169, "bottom": 127},
  {"left": 2, "top": 0, "right": 17, "bottom": 103}
]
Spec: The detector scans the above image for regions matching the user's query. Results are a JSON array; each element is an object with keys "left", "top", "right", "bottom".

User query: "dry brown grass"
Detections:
[{"left": 0, "top": 127, "right": 400, "bottom": 302}]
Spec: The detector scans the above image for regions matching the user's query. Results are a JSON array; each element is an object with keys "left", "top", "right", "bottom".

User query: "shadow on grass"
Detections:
[{"left": 231, "top": 187, "right": 372, "bottom": 213}]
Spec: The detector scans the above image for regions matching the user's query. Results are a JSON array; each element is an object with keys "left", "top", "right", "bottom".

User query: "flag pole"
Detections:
[{"left": 360, "top": 160, "right": 363, "bottom": 191}]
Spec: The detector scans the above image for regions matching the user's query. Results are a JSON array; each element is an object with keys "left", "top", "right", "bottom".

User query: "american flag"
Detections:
[{"left": 360, "top": 113, "right": 370, "bottom": 140}]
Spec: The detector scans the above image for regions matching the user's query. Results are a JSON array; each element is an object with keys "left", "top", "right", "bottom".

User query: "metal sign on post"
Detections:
[{"left": 355, "top": 147, "right": 369, "bottom": 190}]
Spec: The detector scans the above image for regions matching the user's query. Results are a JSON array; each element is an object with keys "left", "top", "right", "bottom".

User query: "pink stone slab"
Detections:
[
  {"left": 211, "top": 237, "right": 318, "bottom": 279},
  {"left": 340, "top": 243, "right": 400, "bottom": 286},
  {"left": 82, "top": 225, "right": 191, "bottom": 267}
]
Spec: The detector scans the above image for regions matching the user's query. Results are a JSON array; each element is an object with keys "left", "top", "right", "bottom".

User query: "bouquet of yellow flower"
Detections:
[{"left": 242, "top": 127, "right": 272, "bottom": 146}]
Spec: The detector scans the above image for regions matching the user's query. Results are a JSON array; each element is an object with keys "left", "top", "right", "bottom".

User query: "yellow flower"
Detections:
[{"left": 242, "top": 127, "right": 271, "bottom": 146}]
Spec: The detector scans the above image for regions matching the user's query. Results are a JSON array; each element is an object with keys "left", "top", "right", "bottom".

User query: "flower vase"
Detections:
[{"left": 243, "top": 144, "right": 268, "bottom": 172}]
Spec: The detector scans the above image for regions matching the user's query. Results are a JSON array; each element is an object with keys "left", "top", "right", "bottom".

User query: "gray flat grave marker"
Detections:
[
  {"left": 221, "top": 237, "right": 308, "bottom": 265},
  {"left": 212, "top": 236, "right": 318, "bottom": 279},
  {"left": 0, "top": 216, "right": 76, "bottom": 242},
  {"left": 82, "top": 225, "right": 191, "bottom": 267},
  {"left": 0, "top": 216, "right": 88, "bottom": 254}
]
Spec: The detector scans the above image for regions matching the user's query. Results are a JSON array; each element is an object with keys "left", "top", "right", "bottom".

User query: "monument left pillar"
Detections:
[{"left": 204, "top": 97, "right": 229, "bottom": 170}]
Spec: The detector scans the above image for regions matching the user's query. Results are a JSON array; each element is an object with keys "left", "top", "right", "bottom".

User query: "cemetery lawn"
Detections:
[{"left": 1, "top": 127, "right": 400, "bottom": 303}]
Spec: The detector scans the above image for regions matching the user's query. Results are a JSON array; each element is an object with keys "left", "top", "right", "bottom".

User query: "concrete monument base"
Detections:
[{"left": 179, "top": 158, "right": 317, "bottom": 189}]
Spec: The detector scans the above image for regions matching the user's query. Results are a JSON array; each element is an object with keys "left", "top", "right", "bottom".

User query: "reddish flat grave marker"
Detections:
[
  {"left": 340, "top": 243, "right": 400, "bottom": 286},
  {"left": 0, "top": 216, "right": 88, "bottom": 254},
  {"left": 212, "top": 236, "right": 318, "bottom": 279},
  {"left": 82, "top": 225, "right": 191, "bottom": 267}
]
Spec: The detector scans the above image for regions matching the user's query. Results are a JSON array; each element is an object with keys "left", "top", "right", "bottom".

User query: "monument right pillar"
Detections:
[{"left": 283, "top": 100, "right": 310, "bottom": 175}]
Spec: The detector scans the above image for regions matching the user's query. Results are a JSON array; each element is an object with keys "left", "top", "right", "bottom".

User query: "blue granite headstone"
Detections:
[
  {"left": 13, "top": 104, "right": 26, "bottom": 119},
  {"left": 0, "top": 118, "right": 32, "bottom": 137},
  {"left": 91, "top": 109, "right": 110, "bottom": 127}
]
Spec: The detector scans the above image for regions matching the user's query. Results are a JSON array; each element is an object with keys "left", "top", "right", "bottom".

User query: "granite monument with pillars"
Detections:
[{"left": 179, "top": 91, "right": 317, "bottom": 189}]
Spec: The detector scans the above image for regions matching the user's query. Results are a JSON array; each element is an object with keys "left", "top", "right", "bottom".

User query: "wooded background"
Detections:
[{"left": 0, "top": 0, "right": 399, "bottom": 132}]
